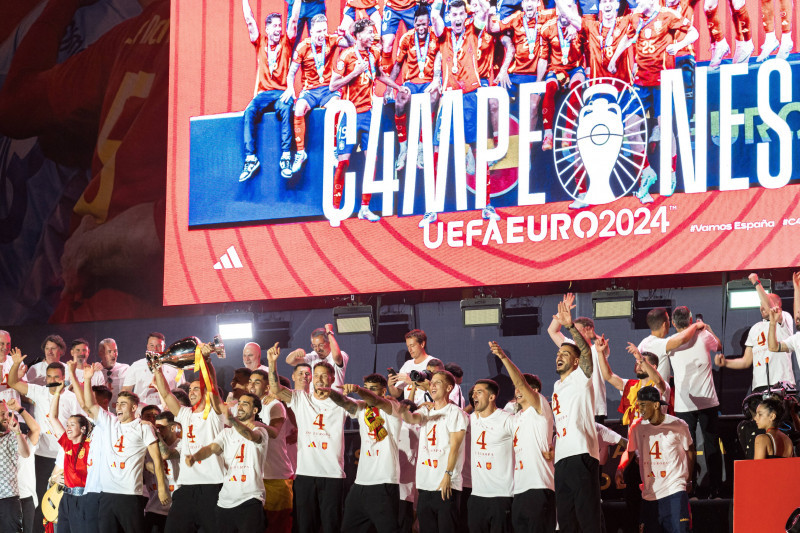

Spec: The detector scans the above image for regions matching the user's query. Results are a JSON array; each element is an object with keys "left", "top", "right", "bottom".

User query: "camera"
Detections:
[{"left": 409, "top": 369, "right": 433, "bottom": 383}]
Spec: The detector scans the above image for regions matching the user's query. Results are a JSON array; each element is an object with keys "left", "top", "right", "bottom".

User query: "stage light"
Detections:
[
  {"left": 592, "top": 290, "right": 635, "bottom": 319},
  {"left": 333, "top": 306, "right": 374, "bottom": 334},
  {"left": 217, "top": 312, "right": 254, "bottom": 339},
  {"left": 501, "top": 304, "right": 540, "bottom": 337},
  {"left": 461, "top": 298, "right": 503, "bottom": 327},
  {"left": 727, "top": 279, "right": 771, "bottom": 309}
]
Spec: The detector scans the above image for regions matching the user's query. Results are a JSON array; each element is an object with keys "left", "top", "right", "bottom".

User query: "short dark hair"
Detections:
[
  {"left": 70, "top": 338, "right": 89, "bottom": 349},
  {"left": 251, "top": 369, "right": 269, "bottom": 381},
  {"left": 646, "top": 308, "right": 670, "bottom": 331},
  {"left": 117, "top": 391, "right": 140, "bottom": 407},
  {"left": 148, "top": 332, "right": 166, "bottom": 342},
  {"left": 574, "top": 317, "right": 595, "bottom": 329},
  {"left": 279, "top": 375, "right": 291, "bottom": 388},
  {"left": 414, "top": 4, "right": 430, "bottom": 19},
  {"left": 155, "top": 411, "right": 175, "bottom": 424},
  {"left": 433, "top": 370, "right": 455, "bottom": 389},
  {"left": 309, "top": 13, "right": 327, "bottom": 28},
  {"left": 475, "top": 379, "right": 499, "bottom": 397},
  {"left": 173, "top": 389, "right": 191, "bottom": 407},
  {"left": 41, "top": 335, "right": 66, "bottom": 353},
  {"left": 314, "top": 361, "right": 335, "bottom": 377},
  {"left": 444, "top": 363, "right": 463, "bottom": 379},
  {"left": 450, "top": 0, "right": 467, "bottom": 9},
  {"left": 405, "top": 329, "right": 427, "bottom": 346},
  {"left": 265, "top": 12, "right": 282, "bottom": 26},
  {"left": 523, "top": 373, "right": 542, "bottom": 391},
  {"left": 141, "top": 405, "right": 161, "bottom": 418},
  {"left": 353, "top": 18, "right": 374, "bottom": 36},
  {"left": 91, "top": 385, "right": 112, "bottom": 403},
  {"left": 294, "top": 363, "right": 312, "bottom": 373},
  {"left": 46, "top": 362, "right": 66, "bottom": 376},
  {"left": 426, "top": 358, "right": 444, "bottom": 371},
  {"left": 399, "top": 398, "right": 419, "bottom": 412},
  {"left": 641, "top": 352, "right": 659, "bottom": 368},
  {"left": 758, "top": 397, "right": 784, "bottom": 425},
  {"left": 177, "top": 383, "right": 191, "bottom": 395},
  {"left": 239, "top": 393, "right": 263, "bottom": 418},
  {"left": 364, "top": 373, "right": 387, "bottom": 388},
  {"left": 671, "top": 306, "right": 691, "bottom": 329},
  {"left": 561, "top": 342, "right": 580, "bottom": 358},
  {"left": 233, "top": 368, "right": 253, "bottom": 380}
]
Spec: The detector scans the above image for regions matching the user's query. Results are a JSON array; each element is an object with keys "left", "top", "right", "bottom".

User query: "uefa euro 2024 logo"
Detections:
[{"left": 554, "top": 79, "right": 648, "bottom": 206}]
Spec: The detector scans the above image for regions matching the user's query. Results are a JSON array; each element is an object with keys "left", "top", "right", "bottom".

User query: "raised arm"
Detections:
[
  {"left": 665, "top": 322, "right": 704, "bottom": 351},
  {"left": 554, "top": 295, "right": 593, "bottom": 378},
  {"left": 46, "top": 384, "right": 67, "bottom": 440},
  {"left": 626, "top": 343, "right": 666, "bottom": 395},
  {"left": 489, "top": 341, "right": 542, "bottom": 413},
  {"left": 431, "top": 0, "right": 446, "bottom": 36},
  {"left": 197, "top": 351, "right": 226, "bottom": 415},
  {"left": 325, "top": 325, "right": 344, "bottom": 367},
  {"left": 226, "top": 412, "right": 263, "bottom": 443},
  {"left": 7, "top": 348, "right": 29, "bottom": 396},
  {"left": 153, "top": 366, "right": 182, "bottom": 416},
  {"left": 317, "top": 386, "right": 362, "bottom": 416},
  {"left": 547, "top": 293, "right": 575, "bottom": 347},
  {"left": 65, "top": 361, "right": 86, "bottom": 411},
  {"left": 396, "top": 399, "right": 425, "bottom": 424},
  {"left": 596, "top": 336, "right": 624, "bottom": 391},
  {"left": 9, "top": 399, "right": 40, "bottom": 446},
  {"left": 285, "top": 346, "right": 307, "bottom": 366},
  {"left": 83, "top": 363, "right": 101, "bottom": 419},
  {"left": 345, "top": 384, "right": 394, "bottom": 413},
  {"left": 267, "top": 343, "right": 293, "bottom": 403},
  {"left": 242, "top": 0, "right": 260, "bottom": 43},
  {"left": 186, "top": 442, "right": 223, "bottom": 466},
  {"left": 554, "top": 0, "right": 582, "bottom": 30},
  {"left": 715, "top": 346, "right": 753, "bottom": 370},
  {"left": 768, "top": 307, "right": 790, "bottom": 353},
  {"left": 7, "top": 413, "right": 31, "bottom": 459}
]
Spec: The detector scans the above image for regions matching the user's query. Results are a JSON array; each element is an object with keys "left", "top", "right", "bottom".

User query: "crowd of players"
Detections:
[
  {"left": 237, "top": 0, "right": 796, "bottom": 218},
  {"left": 0, "top": 270, "right": 799, "bottom": 533}
]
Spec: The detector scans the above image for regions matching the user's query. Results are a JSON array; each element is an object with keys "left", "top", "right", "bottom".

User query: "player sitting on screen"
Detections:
[
  {"left": 239, "top": 6, "right": 298, "bottom": 182},
  {"left": 617, "top": 0, "right": 697, "bottom": 203},
  {"left": 286, "top": 14, "right": 352, "bottom": 174},
  {"left": 390, "top": 5, "right": 441, "bottom": 172},
  {"left": 330, "top": 19, "right": 409, "bottom": 222}
]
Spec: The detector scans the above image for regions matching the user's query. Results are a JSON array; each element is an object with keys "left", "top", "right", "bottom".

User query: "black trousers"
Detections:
[
  {"left": 99, "top": 493, "right": 145, "bottom": 533},
  {"left": 0, "top": 496, "right": 22, "bottom": 533},
  {"left": 676, "top": 407, "right": 722, "bottom": 495},
  {"left": 20, "top": 496, "right": 34, "bottom": 533},
  {"left": 57, "top": 493, "right": 87, "bottom": 533},
  {"left": 417, "top": 489, "right": 461, "bottom": 533},
  {"left": 33, "top": 455, "right": 55, "bottom": 533},
  {"left": 511, "top": 488, "right": 556, "bottom": 533},
  {"left": 341, "top": 483, "right": 401, "bottom": 533},
  {"left": 144, "top": 511, "right": 167, "bottom": 533},
  {"left": 468, "top": 494, "right": 512, "bottom": 533},
  {"left": 164, "top": 484, "right": 222, "bottom": 533},
  {"left": 555, "top": 454, "right": 602, "bottom": 533},
  {"left": 293, "top": 475, "right": 343, "bottom": 533},
  {"left": 216, "top": 498, "right": 265, "bottom": 533},
  {"left": 398, "top": 500, "right": 415, "bottom": 533},
  {"left": 83, "top": 493, "right": 101, "bottom": 533}
]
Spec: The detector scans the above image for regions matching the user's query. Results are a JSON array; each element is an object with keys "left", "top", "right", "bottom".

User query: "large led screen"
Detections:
[{"left": 165, "top": 0, "right": 800, "bottom": 305}]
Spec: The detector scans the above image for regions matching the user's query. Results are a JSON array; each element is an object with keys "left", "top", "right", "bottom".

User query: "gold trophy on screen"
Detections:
[{"left": 145, "top": 335, "right": 226, "bottom": 371}]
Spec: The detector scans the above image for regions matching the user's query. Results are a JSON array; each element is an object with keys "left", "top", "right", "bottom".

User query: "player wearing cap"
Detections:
[
  {"left": 330, "top": 18, "right": 408, "bottom": 222},
  {"left": 186, "top": 393, "right": 268, "bottom": 532},
  {"left": 322, "top": 375, "right": 403, "bottom": 532},
  {"left": 83, "top": 373, "right": 169, "bottom": 533},
  {"left": 489, "top": 341, "right": 555, "bottom": 533},
  {"left": 467, "top": 376, "right": 516, "bottom": 533},
  {"left": 626, "top": 386, "right": 695, "bottom": 532},
  {"left": 550, "top": 294, "right": 602, "bottom": 532},
  {"left": 717, "top": 273, "right": 796, "bottom": 390},
  {"left": 154, "top": 346, "right": 227, "bottom": 533},
  {"left": 398, "top": 370, "right": 467, "bottom": 533},
  {"left": 267, "top": 343, "right": 349, "bottom": 533},
  {"left": 287, "top": 15, "right": 352, "bottom": 174}
]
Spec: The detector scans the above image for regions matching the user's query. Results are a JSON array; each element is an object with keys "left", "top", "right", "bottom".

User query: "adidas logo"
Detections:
[{"left": 213, "top": 246, "right": 243, "bottom": 270}]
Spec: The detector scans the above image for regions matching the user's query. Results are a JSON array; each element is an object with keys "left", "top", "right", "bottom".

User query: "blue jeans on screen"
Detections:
[{"left": 243, "top": 89, "right": 294, "bottom": 154}]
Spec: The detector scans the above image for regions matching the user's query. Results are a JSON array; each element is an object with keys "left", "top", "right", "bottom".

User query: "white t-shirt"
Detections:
[
  {"left": 513, "top": 393, "right": 555, "bottom": 493},
  {"left": 595, "top": 423, "right": 624, "bottom": 465},
  {"left": 175, "top": 406, "right": 225, "bottom": 485},
  {"left": 628, "top": 414, "right": 693, "bottom": 501},
  {"left": 71, "top": 366, "right": 106, "bottom": 390},
  {"left": 397, "top": 421, "right": 419, "bottom": 502},
  {"left": 85, "top": 409, "right": 113, "bottom": 493},
  {"left": 144, "top": 438, "right": 181, "bottom": 515},
  {"left": 563, "top": 341, "right": 607, "bottom": 416},
  {"left": 95, "top": 415, "right": 157, "bottom": 495},
  {"left": 398, "top": 355, "right": 434, "bottom": 404},
  {"left": 261, "top": 399, "right": 294, "bottom": 480},
  {"left": 462, "top": 425, "right": 471, "bottom": 489},
  {"left": 18, "top": 439, "right": 38, "bottom": 505},
  {"left": 639, "top": 335, "right": 671, "bottom": 382},
  {"left": 351, "top": 403, "right": 401, "bottom": 486},
  {"left": 415, "top": 402, "right": 468, "bottom": 492},
  {"left": 123, "top": 359, "right": 186, "bottom": 407},
  {"left": 25, "top": 361, "right": 52, "bottom": 387},
  {"left": 618, "top": 379, "right": 671, "bottom": 421},
  {"left": 287, "top": 390, "right": 347, "bottom": 478},
  {"left": 552, "top": 370, "right": 599, "bottom": 463},
  {"left": 470, "top": 408, "right": 515, "bottom": 497},
  {"left": 668, "top": 330, "right": 719, "bottom": 412},
  {"left": 746, "top": 317, "right": 795, "bottom": 388},
  {"left": 96, "top": 363, "right": 129, "bottom": 405},
  {"left": 783, "top": 332, "right": 800, "bottom": 374},
  {"left": 0, "top": 356, "right": 22, "bottom": 405},
  {"left": 214, "top": 426, "right": 269, "bottom": 508},
  {"left": 27, "top": 385, "right": 83, "bottom": 458},
  {"left": 303, "top": 350, "right": 349, "bottom": 391}
]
